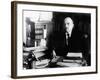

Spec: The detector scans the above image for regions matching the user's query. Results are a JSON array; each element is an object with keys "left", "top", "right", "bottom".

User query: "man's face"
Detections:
[{"left": 64, "top": 17, "right": 74, "bottom": 33}]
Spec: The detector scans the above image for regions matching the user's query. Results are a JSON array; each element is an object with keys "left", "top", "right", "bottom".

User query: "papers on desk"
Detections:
[
  {"left": 67, "top": 52, "right": 82, "bottom": 58},
  {"left": 56, "top": 52, "right": 83, "bottom": 67},
  {"left": 24, "top": 46, "right": 47, "bottom": 52},
  {"left": 57, "top": 62, "right": 82, "bottom": 67},
  {"left": 33, "top": 51, "right": 45, "bottom": 59},
  {"left": 33, "top": 59, "right": 50, "bottom": 69}
]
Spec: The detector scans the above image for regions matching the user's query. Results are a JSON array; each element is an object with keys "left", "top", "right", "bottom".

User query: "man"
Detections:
[
  {"left": 64, "top": 17, "right": 83, "bottom": 52},
  {"left": 64, "top": 17, "right": 90, "bottom": 66},
  {"left": 45, "top": 17, "right": 90, "bottom": 66}
]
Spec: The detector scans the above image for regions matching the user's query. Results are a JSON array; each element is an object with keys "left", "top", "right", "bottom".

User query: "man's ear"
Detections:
[{"left": 72, "top": 23, "right": 74, "bottom": 29}]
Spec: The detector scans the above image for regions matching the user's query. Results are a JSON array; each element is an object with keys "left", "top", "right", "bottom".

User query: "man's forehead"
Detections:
[{"left": 64, "top": 17, "right": 73, "bottom": 23}]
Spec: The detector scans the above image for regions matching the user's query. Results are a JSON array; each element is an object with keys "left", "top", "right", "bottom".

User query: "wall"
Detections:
[{"left": 0, "top": 0, "right": 99, "bottom": 80}]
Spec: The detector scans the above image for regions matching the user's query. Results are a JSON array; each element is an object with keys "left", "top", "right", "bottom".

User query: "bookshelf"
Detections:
[{"left": 35, "top": 21, "right": 52, "bottom": 46}]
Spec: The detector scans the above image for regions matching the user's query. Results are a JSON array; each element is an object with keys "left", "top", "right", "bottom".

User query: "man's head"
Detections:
[{"left": 64, "top": 17, "right": 74, "bottom": 33}]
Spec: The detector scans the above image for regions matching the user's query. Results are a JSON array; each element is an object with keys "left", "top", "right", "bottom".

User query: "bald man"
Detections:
[
  {"left": 64, "top": 17, "right": 74, "bottom": 37},
  {"left": 45, "top": 17, "right": 90, "bottom": 66},
  {"left": 63, "top": 17, "right": 84, "bottom": 52},
  {"left": 64, "top": 17, "right": 90, "bottom": 66}
]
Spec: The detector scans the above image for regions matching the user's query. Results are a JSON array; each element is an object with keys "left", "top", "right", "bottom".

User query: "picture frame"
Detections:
[{"left": 11, "top": 1, "right": 98, "bottom": 78}]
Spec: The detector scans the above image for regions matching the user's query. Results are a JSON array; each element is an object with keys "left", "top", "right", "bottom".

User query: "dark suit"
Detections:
[{"left": 45, "top": 27, "right": 90, "bottom": 65}]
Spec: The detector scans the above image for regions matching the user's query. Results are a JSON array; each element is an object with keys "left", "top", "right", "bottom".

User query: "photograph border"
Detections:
[{"left": 11, "top": 1, "right": 98, "bottom": 78}]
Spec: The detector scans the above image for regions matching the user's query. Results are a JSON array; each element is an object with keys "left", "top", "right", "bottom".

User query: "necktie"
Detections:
[{"left": 66, "top": 31, "right": 69, "bottom": 45}]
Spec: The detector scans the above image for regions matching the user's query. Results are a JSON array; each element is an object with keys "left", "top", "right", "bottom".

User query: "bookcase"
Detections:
[{"left": 35, "top": 21, "right": 52, "bottom": 46}]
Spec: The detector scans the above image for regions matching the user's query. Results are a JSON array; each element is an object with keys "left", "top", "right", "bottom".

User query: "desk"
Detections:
[
  {"left": 34, "top": 52, "right": 87, "bottom": 68},
  {"left": 48, "top": 52, "right": 85, "bottom": 68},
  {"left": 23, "top": 47, "right": 87, "bottom": 69}
]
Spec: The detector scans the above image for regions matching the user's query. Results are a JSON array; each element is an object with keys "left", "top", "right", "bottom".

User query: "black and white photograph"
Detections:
[
  {"left": 11, "top": 1, "right": 97, "bottom": 78},
  {"left": 23, "top": 11, "right": 91, "bottom": 69}
]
